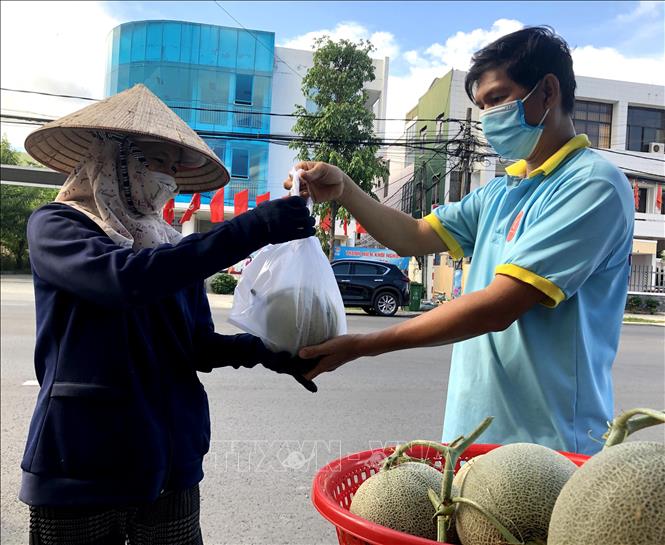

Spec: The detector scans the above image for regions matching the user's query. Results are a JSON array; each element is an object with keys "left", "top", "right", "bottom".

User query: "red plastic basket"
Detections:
[{"left": 312, "top": 443, "right": 589, "bottom": 545}]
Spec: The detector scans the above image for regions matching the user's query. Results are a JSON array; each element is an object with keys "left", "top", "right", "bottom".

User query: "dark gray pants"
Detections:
[{"left": 29, "top": 485, "right": 203, "bottom": 545}]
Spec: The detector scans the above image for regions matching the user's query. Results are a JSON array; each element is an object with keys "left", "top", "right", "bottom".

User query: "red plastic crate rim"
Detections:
[{"left": 311, "top": 443, "right": 590, "bottom": 545}]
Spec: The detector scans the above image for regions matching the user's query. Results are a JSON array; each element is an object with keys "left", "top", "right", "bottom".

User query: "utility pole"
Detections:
[
  {"left": 452, "top": 108, "right": 474, "bottom": 299},
  {"left": 460, "top": 107, "right": 473, "bottom": 199}
]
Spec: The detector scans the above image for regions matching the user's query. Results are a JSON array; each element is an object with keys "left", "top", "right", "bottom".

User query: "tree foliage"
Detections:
[
  {"left": 1, "top": 135, "right": 59, "bottom": 270},
  {"left": 290, "top": 37, "right": 389, "bottom": 259}
]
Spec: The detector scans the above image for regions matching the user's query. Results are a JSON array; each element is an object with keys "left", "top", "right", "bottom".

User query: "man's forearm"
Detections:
[
  {"left": 339, "top": 177, "right": 443, "bottom": 256},
  {"left": 354, "top": 275, "right": 546, "bottom": 357},
  {"left": 358, "top": 288, "right": 503, "bottom": 356}
]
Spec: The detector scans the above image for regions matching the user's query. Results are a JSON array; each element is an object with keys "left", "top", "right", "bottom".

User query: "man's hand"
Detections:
[
  {"left": 283, "top": 162, "right": 348, "bottom": 203},
  {"left": 298, "top": 334, "right": 366, "bottom": 380}
]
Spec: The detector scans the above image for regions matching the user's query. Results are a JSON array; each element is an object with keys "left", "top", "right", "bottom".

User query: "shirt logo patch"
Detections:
[{"left": 507, "top": 211, "right": 524, "bottom": 242}]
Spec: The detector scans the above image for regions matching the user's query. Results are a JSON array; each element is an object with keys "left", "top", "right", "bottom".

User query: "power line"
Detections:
[
  {"left": 591, "top": 147, "right": 665, "bottom": 163},
  {"left": 0, "top": 88, "right": 470, "bottom": 123},
  {"left": 212, "top": 1, "right": 306, "bottom": 81}
]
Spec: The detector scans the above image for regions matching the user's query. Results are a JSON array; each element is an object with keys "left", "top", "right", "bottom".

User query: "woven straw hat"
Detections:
[{"left": 25, "top": 84, "right": 230, "bottom": 193}]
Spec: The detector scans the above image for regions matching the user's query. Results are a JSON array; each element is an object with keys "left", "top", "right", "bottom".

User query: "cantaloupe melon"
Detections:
[
  {"left": 350, "top": 461, "right": 459, "bottom": 542},
  {"left": 454, "top": 443, "right": 577, "bottom": 545},
  {"left": 263, "top": 286, "right": 340, "bottom": 355},
  {"left": 548, "top": 441, "right": 665, "bottom": 545}
]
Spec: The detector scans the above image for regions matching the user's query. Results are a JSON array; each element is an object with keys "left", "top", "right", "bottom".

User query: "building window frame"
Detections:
[
  {"left": 626, "top": 106, "right": 665, "bottom": 152},
  {"left": 231, "top": 148, "right": 250, "bottom": 178},
  {"left": 573, "top": 100, "right": 612, "bottom": 148},
  {"left": 234, "top": 74, "right": 253, "bottom": 106}
]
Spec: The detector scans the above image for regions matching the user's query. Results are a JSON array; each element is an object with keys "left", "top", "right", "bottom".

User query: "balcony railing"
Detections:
[{"left": 629, "top": 265, "right": 665, "bottom": 293}]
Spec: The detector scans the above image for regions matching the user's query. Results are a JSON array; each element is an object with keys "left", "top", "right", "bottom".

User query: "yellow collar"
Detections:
[{"left": 504, "top": 134, "right": 591, "bottom": 179}]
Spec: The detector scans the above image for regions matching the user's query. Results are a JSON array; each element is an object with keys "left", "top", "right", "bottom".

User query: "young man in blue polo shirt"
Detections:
[{"left": 286, "top": 27, "right": 634, "bottom": 455}]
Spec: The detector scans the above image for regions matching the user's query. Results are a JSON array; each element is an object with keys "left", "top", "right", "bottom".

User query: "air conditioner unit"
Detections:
[{"left": 648, "top": 142, "right": 665, "bottom": 154}]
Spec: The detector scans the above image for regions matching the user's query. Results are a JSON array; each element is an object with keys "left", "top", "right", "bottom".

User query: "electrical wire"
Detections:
[{"left": 0, "top": 87, "right": 472, "bottom": 123}]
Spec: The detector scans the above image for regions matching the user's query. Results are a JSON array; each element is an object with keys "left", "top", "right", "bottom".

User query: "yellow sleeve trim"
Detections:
[
  {"left": 495, "top": 264, "right": 566, "bottom": 308},
  {"left": 423, "top": 213, "right": 464, "bottom": 260}
]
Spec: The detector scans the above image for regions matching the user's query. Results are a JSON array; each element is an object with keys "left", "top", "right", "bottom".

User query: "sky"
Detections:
[{"left": 1, "top": 0, "right": 664, "bottom": 150}]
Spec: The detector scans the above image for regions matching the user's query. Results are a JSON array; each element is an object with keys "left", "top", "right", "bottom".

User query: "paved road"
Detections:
[{"left": 1, "top": 277, "right": 664, "bottom": 544}]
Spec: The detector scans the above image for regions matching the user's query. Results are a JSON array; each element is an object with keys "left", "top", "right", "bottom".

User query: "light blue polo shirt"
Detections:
[{"left": 424, "top": 135, "right": 634, "bottom": 454}]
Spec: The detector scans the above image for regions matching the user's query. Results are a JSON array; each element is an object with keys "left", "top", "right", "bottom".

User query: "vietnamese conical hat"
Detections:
[{"left": 25, "top": 84, "right": 229, "bottom": 193}]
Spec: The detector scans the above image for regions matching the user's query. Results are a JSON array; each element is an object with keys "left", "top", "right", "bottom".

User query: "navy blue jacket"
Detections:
[{"left": 20, "top": 203, "right": 274, "bottom": 506}]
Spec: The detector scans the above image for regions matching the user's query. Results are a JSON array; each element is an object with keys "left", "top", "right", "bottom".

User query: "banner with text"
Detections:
[{"left": 334, "top": 246, "right": 410, "bottom": 271}]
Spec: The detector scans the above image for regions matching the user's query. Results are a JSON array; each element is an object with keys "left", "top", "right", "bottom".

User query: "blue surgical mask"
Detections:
[{"left": 480, "top": 82, "right": 550, "bottom": 161}]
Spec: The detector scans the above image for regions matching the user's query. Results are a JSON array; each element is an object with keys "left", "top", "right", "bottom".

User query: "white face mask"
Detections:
[
  {"left": 128, "top": 164, "right": 179, "bottom": 216},
  {"left": 479, "top": 80, "right": 550, "bottom": 161}
]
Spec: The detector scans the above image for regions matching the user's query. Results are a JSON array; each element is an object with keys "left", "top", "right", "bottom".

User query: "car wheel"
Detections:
[
  {"left": 373, "top": 292, "right": 398, "bottom": 317},
  {"left": 362, "top": 306, "right": 376, "bottom": 315}
]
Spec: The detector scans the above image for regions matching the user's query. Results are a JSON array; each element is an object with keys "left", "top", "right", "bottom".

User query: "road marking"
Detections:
[{"left": 22, "top": 380, "right": 39, "bottom": 386}]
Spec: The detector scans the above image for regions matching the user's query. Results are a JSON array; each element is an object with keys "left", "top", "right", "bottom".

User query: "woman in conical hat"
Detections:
[{"left": 20, "top": 84, "right": 317, "bottom": 545}]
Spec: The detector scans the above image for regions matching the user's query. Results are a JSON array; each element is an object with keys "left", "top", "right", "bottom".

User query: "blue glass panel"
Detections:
[
  {"left": 254, "top": 32, "right": 274, "bottom": 73},
  {"left": 190, "top": 24, "right": 201, "bottom": 65},
  {"left": 117, "top": 64, "right": 130, "bottom": 91},
  {"left": 231, "top": 148, "right": 249, "bottom": 178},
  {"left": 218, "top": 28, "right": 237, "bottom": 69},
  {"left": 111, "top": 26, "right": 120, "bottom": 70},
  {"left": 235, "top": 74, "right": 253, "bottom": 105},
  {"left": 106, "top": 69, "right": 118, "bottom": 96},
  {"left": 128, "top": 64, "right": 146, "bottom": 88},
  {"left": 199, "top": 191, "right": 214, "bottom": 205},
  {"left": 236, "top": 31, "right": 256, "bottom": 70},
  {"left": 199, "top": 25, "right": 219, "bottom": 66},
  {"left": 119, "top": 25, "right": 132, "bottom": 64},
  {"left": 146, "top": 22, "right": 162, "bottom": 61},
  {"left": 130, "top": 22, "right": 146, "bottom": 62},
  {"left": 205, "top": 139, "right": 226, "bottom": 164},
  {"left": 179, "top": 24, "right": 193, "bottom": 64},
  {"left": 163, "top": 22, "right": 182, "bottom": 62}
]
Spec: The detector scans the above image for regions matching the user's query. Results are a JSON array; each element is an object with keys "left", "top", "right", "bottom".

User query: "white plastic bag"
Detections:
[{"left": 229, "top": 169, "right": 347, "bottom": 356}]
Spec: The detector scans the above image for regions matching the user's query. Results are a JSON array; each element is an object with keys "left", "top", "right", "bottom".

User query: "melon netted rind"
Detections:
[
  {"left": 455, "top": 443, "right": 577, "bottom": 545},
  {"left": 350, "top": 462, "right": 444, "bottom": 541},
  {"left": 263, "top": 286, "right": 339, "bottom": 355},
  {"left": 548, "top": 442, "right": 665, "bottom": 545}
]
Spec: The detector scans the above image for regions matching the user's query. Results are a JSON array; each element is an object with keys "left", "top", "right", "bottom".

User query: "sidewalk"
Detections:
[{"left": 2, "top": 276, "right": 663, "bottom": 325}]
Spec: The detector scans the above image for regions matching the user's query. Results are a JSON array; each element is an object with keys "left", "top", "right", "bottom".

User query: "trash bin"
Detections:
[{"left": 408, "top": 282, "right": 423, "bottom": 311}]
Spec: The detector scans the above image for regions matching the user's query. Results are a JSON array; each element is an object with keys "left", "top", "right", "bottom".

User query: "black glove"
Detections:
[
  {"left": 260, "top": 350, "right": 320, "bottom": 393},
  {"left": 250, "top": 196, "right": 315, "bottom": 245}
]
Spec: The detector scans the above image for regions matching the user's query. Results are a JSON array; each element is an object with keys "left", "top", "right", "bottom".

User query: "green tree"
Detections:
[
  {"left": 290, "top": 37, "right": 389, "bottom": 260},
  {"left": 1, "top": 135, "right": 58, "bottom": 270}
]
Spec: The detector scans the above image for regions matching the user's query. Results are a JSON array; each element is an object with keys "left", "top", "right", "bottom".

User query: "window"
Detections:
[
  {"left": 431, "top": 175, "right": 440, "bottom": 206},
  {"left": 413, "top": 182, "right": 423, "bottom": 215},
  {"left": 332, "top": 262, "right": 351, "bottom": 275},
  {"left": 419, "top": 126, "right": 428, "bottom": 153},
  {"left": 436, "top": 114, "right": 445, "bottom": 140},
  {"left": 405, "top": 123, "right": 416, "bottom": 167},
  {"left": 626, "top": 106, "right": 665, "bottom": 152},
  {"left": 231, "top": 149, "right": 249, "bottom": 178},
  {"left": 353, "top": 263, "right": 384, "bottom": 275},
  {"left": 383, "top": 160, "right": 390, "bottom": 198},
  {"left": 573, "top": 100, "right": 612, "bottom": 148},
  {"left": 235, "top": 74, "right": 253, "bottom": 105},
  {"left": 206, "top": 140, "right": 226, "bottom": 163},
  {"left": 637, "top": 188, "right": 648, "bottom": 213},
  {"left": 401, "top": 180, "right": 414, "bottom": 213}
]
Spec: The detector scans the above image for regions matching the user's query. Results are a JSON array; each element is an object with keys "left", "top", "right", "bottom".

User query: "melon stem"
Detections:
[
  {"left": 449, "top": 497, "right": 524, "bottom": 544},
  {"left": 603, "top": 408, "right": 665, "bottom": 448},
  {"left": 381, "top": 417, "right": 494, "bottom": 542}
]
